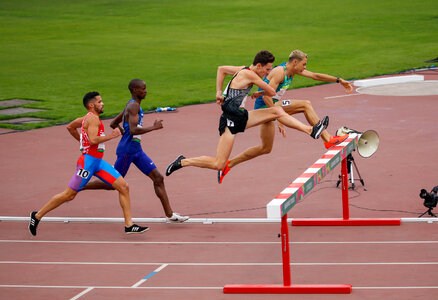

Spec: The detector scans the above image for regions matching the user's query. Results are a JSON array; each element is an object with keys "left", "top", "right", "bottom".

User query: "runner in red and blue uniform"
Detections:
[
  {"left": 29, "top": 92, "right": 149, "bottom": 236},
  {"left": 217, "top": 50, "right": 353, "bottom": 184}
]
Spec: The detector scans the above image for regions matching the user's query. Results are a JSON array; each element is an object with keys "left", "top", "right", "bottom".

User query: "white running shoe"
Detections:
[{"left": 166, "top": 212, "right": 189, "bottom": 223}]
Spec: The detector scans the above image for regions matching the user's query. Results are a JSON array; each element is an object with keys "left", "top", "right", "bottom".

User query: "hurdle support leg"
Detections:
[
  {"left": 223, "top": 214, "right": 352, "bottom": 294},
  {"left": 292, "top": 157, "right": 401, "bottom": 226}
]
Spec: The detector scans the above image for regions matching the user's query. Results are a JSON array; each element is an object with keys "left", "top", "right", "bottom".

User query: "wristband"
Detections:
[{"left": 336, "top": 77, "right": 340, "bottom": 83}]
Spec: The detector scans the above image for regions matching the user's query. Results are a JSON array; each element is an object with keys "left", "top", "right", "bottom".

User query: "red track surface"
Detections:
[{"left": 1, "top": 71, "right": 437, "bottom": 299}]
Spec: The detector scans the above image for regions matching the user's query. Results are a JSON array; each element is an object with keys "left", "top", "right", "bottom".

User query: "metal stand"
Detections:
[
  {"left": 418, "top": 208, "right": 437, "bottom": 218},
  {"left": 336, "top": 154, "right": 366, "bottom": 190},
  {"left": 292, "top": 155, "right": 401, "bottom": 226}
]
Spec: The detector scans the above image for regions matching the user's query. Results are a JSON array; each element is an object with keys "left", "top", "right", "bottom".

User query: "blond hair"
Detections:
[{"left": 288, "top": 50, "right": 308, "bottom": 62}]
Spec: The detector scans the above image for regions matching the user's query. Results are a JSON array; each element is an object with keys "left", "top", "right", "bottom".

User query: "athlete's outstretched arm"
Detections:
[
  {"left": 299, "top": 70, "right": 352, "bottom": 92},
  {"left": 66, "top": 117, "right": 84, "bottom": 141}
]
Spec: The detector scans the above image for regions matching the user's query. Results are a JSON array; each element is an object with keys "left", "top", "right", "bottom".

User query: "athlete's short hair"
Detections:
[
  {"left": 288, "top": 50, "right": 308, "bottom": 62},
  {"left": 128, "top": 79, "right": 145, "bottom": 93},
  {"left": 252, "top": 50, "right": 275, "bottom": 66},
  {"left": 83, "top": 91, "right": 100, "bottom": 108}
]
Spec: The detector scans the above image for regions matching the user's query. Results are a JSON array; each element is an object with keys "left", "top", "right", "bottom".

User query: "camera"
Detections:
[{"left": 418, "top": 186, "right": 438, "bottom": 217}]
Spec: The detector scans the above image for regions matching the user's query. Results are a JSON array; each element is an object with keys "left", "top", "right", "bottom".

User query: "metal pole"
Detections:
[
  {"left": 341, "top": 158, "right": 350, "bottom": 220},
  {"left": 281, "top": 214, "right": 291, "bottom": 286}
]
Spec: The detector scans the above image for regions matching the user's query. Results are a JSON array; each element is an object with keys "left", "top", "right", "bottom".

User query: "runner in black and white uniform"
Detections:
[{"left": 218, "top": 67, "right": 252, "bottom": 135}]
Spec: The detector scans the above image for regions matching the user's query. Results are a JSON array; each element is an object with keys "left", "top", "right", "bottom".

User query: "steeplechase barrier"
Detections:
[
  {"left": 266, "top": 134, "right": 401, "bottom": 226},
  {"left": 224, "top": 134, "right": 401, "bottom": 294}
]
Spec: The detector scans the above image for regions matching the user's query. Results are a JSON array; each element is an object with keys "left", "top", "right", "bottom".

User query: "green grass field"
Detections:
[{"left": 0, "top": 0, "right": 437, "bottom": 130}]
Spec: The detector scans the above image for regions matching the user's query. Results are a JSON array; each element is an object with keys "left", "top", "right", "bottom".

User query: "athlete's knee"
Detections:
[
  {"left": 152, "top": 171, "right": 164, "bottom": 186},
  {"left": 64, "top": 188, "right": 78, "bottom": 201},
  {"left": 115, "top": 178, "right": 129, "bottom": 194},
  {"left": 302, "top": 100, "right": 313, "bottom": 110},
  {"left": 214, "top": 160, "right": 227, "bottom": 171},
  {"left": 272, "top": 106, "right": 287, "bottom": 118},
  {"left": 260, "top": 144, "right": 273, "bottom": 155}
]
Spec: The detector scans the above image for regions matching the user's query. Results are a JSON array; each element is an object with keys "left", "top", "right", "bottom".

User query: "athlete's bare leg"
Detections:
[
  {"left": 83, "top": 170, "right": 174, "bottom": 218},
  {"left": 228, "top": 121, "right": 275, "bottom": 169},
  {"left": 82, "top": 180, "right": 113, "bottom": 190},
  {"left": 246, "top": 106, "right": 312, "bottom": 134},
  {"left": 148, "top": 169, "right": 173, "bottom": 218},
  {"left": 35, "top": 187, "right": 78, "bottom": 220},
  {"left": 111, "top": 177, "right": 133, "bottom": 227},
  {"left": 182, "top": 107, "right": 313, "bottom": 172},
  {"left": 277, "top": 100, "right": 331, "bottom": 143},
  {"left": 182, "top": 127, "right": 236, "bottom": 170}
]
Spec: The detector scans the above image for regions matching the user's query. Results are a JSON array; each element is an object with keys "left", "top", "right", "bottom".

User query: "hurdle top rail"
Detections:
[{"left": 267, "top": 134, "right": 358, "bottom": 219}]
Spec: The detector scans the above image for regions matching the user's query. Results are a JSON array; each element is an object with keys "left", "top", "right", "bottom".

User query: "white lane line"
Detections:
[
  {"left": 131, "top": 264, "right": 168, "bottom": 288},
  {"left": 0, "top": 285, "right": 437, "bottom": 290},
  {"left": 1, "top": 261, "right": 437, "bottom": 266},
  {"left": 324, "top": 93, "right": 361, "bottom": 99},
  {"left": 70, "top": 287, "right": 94, "bottom": 300},
  {"left": 0, "top": 284, "right": 222, "bottom": 289},
  {"left": 1, "top": 240, "right": 437, "bottom": 245}
]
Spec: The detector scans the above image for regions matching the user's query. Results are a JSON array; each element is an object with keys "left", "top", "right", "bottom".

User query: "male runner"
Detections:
[
  {"left": 29, "top": 92, "right": 148, "bottom": 235},
  {"left": 217, "top": 49, "right": 353, "bottom": 183},
  {"left": 166, "top": 50, "right": 329, "bottom": 176},
  {"left": 72, "top": 80, "right": 189, "bottom": 223}
]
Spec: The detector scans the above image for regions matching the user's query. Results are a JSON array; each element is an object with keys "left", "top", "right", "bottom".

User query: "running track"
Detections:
[{"left": 0, "top": 70, "right": 437, "bottom": 299}]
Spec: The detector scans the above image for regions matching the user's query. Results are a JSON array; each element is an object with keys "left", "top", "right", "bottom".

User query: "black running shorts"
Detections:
[{"left": 218, "top": 100, "right": 248, "bottom": 136}]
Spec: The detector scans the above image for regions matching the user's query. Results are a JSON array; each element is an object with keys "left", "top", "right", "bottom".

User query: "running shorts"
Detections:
[{"left": 68, "top": 154, "right": 121, "bottom": 192}]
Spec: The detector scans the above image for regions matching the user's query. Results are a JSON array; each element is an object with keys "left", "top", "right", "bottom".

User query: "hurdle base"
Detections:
[
  {"left": 292, "top": 218, "right": 401, "bottom": 226},
  {"left": 223, "top": 284, "right": 352, "bottom": 294}
]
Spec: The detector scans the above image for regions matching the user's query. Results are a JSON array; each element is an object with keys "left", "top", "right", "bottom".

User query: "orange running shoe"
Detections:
[
  {"left": 324, "top": 135, "right": 348, "bottom": 149},
  {"left": 218, "top": 160, "right": 230, "bottom": 184}
]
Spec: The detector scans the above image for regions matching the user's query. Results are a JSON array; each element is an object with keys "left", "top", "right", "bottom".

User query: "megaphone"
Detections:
[{"left": 336, "top": 126, "right": 380, "bottom": 158}]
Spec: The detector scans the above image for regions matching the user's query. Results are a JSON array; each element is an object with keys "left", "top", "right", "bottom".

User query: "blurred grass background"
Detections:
[{"left": 0, "top": 0, "right": 437, "bottom": 129}]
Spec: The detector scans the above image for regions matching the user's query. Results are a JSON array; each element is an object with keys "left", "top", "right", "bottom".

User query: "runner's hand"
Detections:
[
  {"left": 216, "top": 95, "right": 224, "bottom": 105},
  {"left": 251, "top": 91, "right": 264, "bottom": 99},
  {"left": 154, "top": 119, "right": 163, "bottom": 130},
  {"left": 340, "top": 79, "right": 353, "bottom": 93},
  {"left": 278, "top": 123, "right": 286, "bottom": 137},
  {"left": 111, "top": 127, "right": 121, "bottom": 138}
]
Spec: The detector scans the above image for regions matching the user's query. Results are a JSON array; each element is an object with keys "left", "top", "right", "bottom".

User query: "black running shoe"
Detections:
[
  {"left": 125, "top": 224, "right": 149, "bottom": 234},
  {"left": 165, "top": 155, "right": 185, "bottom": 176},
  {"left": 310, "top": 116, "right": 329, "bottom": 139},
  {"left": 29, "top": 211, "right": 40, "bottom": 236}
]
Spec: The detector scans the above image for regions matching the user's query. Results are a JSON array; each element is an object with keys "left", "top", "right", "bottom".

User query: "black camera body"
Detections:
[{"left": 419, "top": 186, "right": 438, "bottom": 209}]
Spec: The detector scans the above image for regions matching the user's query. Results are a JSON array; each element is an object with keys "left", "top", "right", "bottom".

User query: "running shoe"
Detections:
[
  {"left": 165, "top": 155, "right": 185, "bottom": 176},
  {"left": 125, "top": 224, "right": 149, "bottom": 234},
  {"left": 324, "top": 134, "right": 349, "bottom": 149},
  {"left": 29, "top": 211, "right": 40, "bottom": 236},
  {"left": 310, "top": 116, "right": 329, "bottom": 139},
  {"left": 217, "top": 160, "right": 230, "bottom": 184},
  {"left": 166, "top": 212, "right": 190, "bottom": 223}
]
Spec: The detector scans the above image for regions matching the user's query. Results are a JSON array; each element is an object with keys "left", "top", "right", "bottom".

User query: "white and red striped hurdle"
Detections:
[{"left": 224, "top": 134, "right": 400, "bottom": 294}]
